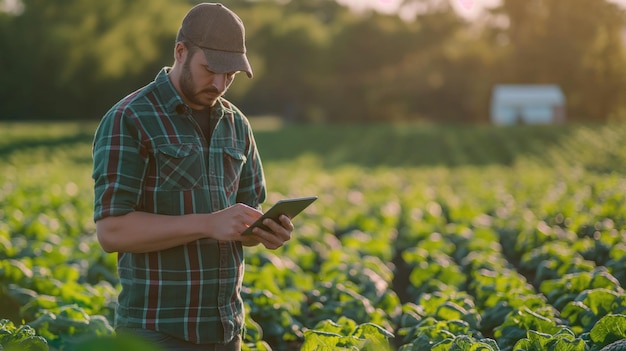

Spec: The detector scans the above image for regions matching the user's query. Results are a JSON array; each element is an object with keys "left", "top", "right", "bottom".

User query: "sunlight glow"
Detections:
[
  {"left": 458, "top": 0, "right": 475, "bottom": 10},
  {"left": 338, "top": 0, "right": 626, "bottom": 19},
  {"left": 0, "top": 0, "right": 24, "bottom": 15}
]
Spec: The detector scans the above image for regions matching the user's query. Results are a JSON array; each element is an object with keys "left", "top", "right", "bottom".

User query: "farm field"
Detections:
[{"left": 1, "top": 121, "right": 626, "bottom": 351}]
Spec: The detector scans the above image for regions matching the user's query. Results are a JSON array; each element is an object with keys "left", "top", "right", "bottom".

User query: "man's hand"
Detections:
[
  {"left": 207, "top": 203, "right": 264, "bottom": 241},
  {"left": 242, "top": 214, "right": 294, "bottom": 250}
]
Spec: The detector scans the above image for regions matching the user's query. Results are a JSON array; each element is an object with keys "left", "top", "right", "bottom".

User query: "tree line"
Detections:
[{"left": 1, "top": 0, "right": 625, "bottom": 123}]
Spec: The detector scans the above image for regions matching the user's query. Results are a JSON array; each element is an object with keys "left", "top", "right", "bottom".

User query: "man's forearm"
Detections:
[
  {"left": 96, "top": 211, "right": 207, "bottom": 253},
  {"left": 95, "top": 203, "right": 264, "bottom": 253}
]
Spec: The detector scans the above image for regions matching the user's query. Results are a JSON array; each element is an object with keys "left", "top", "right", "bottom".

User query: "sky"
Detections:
[{"left": 336, "top": 0, "right": 626, "bottom": 20}]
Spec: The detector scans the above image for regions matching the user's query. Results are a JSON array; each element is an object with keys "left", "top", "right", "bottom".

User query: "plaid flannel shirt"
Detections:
[{"left": 92, "top": 67, "right": 266, "bottom": 344}]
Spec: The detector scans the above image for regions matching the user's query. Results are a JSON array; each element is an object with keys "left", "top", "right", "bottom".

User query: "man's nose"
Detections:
[{"left": 212, "top": 73, "right": 227, "bottom": 92}]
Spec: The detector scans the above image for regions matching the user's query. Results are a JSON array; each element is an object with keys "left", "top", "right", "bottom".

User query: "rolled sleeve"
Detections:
[{"left": 92, "top": 110, "right": 147, "bottom": 222}]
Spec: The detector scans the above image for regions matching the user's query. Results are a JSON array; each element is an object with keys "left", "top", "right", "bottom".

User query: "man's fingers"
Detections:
[
  {"left": 251, "top": 227, "right": 284, "bottom": 248},
  {"left": 262, "top": 218, "right": 292, "bottom": 240},
  {"left": 279, "top": 215, "right": 294, "bottom": 231},
  {"left": 250, "top": 233, "right": 280, "bottom": 250}
]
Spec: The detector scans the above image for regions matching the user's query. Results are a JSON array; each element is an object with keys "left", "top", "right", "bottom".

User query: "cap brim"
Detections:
[{"left": 203, "top": 49, "right": 253, "bottom": 78}]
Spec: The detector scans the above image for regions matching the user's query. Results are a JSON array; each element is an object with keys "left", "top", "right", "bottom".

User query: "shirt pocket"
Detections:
[
  {"left": 222, "top": 147, "right": 247, "bottom": 198},
  {"left": 157, "top": 143, "right": 204, "bottom": 190}
]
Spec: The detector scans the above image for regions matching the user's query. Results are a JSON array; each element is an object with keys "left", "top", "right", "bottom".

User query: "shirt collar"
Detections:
[{"left": 154, "top": 67, "right": 236, "bottom": 118}]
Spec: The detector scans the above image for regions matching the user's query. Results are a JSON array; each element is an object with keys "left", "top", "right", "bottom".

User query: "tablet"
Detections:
[{"left": 241, "top": 196, "right": 318, "bottom": 236}]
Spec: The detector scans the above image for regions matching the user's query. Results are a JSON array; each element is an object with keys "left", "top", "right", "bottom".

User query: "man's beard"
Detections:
[{"left": 179, "top": 58, "right": 222, "bottom": 108}]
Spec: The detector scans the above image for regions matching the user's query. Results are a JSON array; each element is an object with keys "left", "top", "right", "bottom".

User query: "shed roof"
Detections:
[{"left": 491, "top": 85, "right": 565, "bottom": 106}]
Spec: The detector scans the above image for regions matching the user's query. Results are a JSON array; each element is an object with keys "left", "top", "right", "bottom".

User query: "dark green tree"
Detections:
[
  {"left": 0, "top": 0, "right": 189, "bottom": 120},
  {"left": 236, "top": 1, "right": 339, "bottom": 122}
]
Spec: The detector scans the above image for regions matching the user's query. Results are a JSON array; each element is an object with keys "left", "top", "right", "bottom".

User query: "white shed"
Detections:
[{"left": 490, "top": 85, "right": 566, "bottom": 125}]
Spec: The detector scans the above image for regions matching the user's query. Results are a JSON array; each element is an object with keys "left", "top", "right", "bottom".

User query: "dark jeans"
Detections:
[{"left": 116, "top": 327, "right": 241, "bottom": 351}]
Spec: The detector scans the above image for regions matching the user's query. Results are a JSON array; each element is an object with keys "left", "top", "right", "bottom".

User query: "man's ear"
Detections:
[{"left": 174, "top": 42, "right": 187, "bottom": 64}]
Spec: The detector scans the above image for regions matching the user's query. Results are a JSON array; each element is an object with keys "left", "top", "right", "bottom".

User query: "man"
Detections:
[{"left": 91, "top": 3, "right": 293, "bottom": 350}]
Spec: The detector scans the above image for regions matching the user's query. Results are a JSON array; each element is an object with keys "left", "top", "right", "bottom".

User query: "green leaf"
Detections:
[
  {"left": 431, "top": 338, "right": 453, "bottom": 351},
  {"left": 553, "top": 328, "right": 577, "bottom": 341},
  {"left": 0, "top": 259, "right": 33, "bottom": 284},
  {"left": 527, "top": 330, "right": 552, "bottom": 347},
  {"left": 8, "top": 336, "right": 49, "bottom": 351},
  {"left": 11, "top": 325, "right": 37, "bottom": 341},
  {"left": 551, "top": 337, "right": 586, "bottom": 351},
  {"left": 589, "top": 314, "right": 626, "bottom": 345},
  {"left": 352, "top": 323, "right": 393, "bottom": 340},
  {"left": 512, "top": 329, "right": 585, "bottom": 351},
  {"left": 313, "top": 318, "right": 357, "bottom": 336},
  {"left": 512, "top": 330, "right": 551, "bottom": 351},
  {"left": 590, "top": 269, "right": 622, "bottom": 291},
  {"left": 475, "top": 338, "right": 500, "bottom": 351},
  {"left": 399, "top": 309, "right": 423, "bottom": 329},
  {"left": 85, "top": 315, "right": 115, "bottom": 337},
  {"left": 494, "top": 307, "right": 560, "bottom": 349},
  {"left": 0, "top": 320, "right": 16, "bottom": 344},
  {"left": 446, "top": 320, "right": 471, "bottom": 335},
  {"left": 575, "top": 289, "right": 620, "bottom": 316},
  {"left": 449, "top": 335, "right": 477, "bottom": 351},
  {"left": 6, "top": 285, "right": 38, "bottom": 306},
  {"left": 435, "top": 302, "right": 468, "bottom": 321},
  {"left": 301, "top": 330, "right": 343, "bottom": 351},
  {"left": 431, "top": 335, "right": 500, "bottom": 351},
  {"left": 244, "top": 315, "right": 263, "bottom": 342},
  {"left": 58, "top": 304, "right": 91, "bottom": 322},
  {"left": 352, "top": 323, "right": 393, "bottom": 350}
]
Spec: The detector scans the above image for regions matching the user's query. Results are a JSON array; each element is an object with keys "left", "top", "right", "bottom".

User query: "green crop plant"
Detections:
[{"left": 2, "top": 122, "right": 626, "bottom": 351}]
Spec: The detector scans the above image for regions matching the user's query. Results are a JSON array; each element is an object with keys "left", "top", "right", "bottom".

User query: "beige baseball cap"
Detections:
[{"left": 178, "top": 3, "right": 253, "bottom": 78}]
